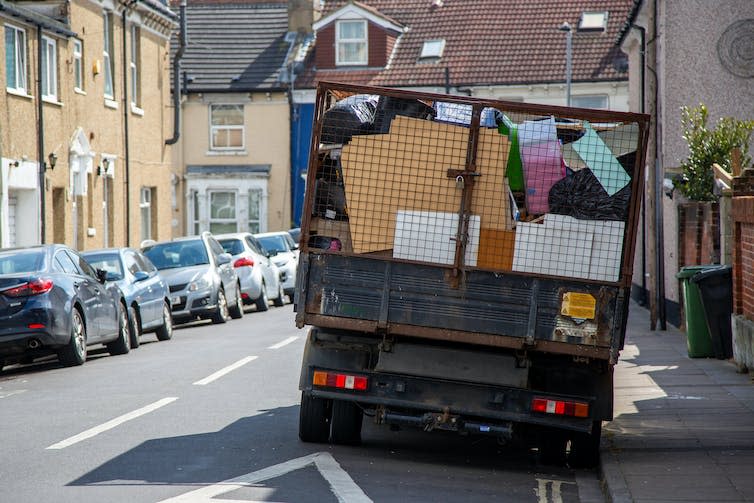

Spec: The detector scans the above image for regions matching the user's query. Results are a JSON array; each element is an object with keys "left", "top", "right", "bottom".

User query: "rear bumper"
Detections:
[{"left": 0, "top": 329, "right": 67, "bottom": 356}]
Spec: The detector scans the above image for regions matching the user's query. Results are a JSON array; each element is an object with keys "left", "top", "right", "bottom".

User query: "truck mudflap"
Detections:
[{"left": 303, "top": 366, "right": 597, "bottom": 435}]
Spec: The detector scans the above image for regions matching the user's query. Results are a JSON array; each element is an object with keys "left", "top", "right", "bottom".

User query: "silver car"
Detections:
[
  {"left": 216, "top": 232, "right": 285, "bottom": 311},
  {"left": 142, "top": 232, "right": 243, "bottom": 324},
  {"left": 254, "top": 231, "right": 299, "bottom": 303}
]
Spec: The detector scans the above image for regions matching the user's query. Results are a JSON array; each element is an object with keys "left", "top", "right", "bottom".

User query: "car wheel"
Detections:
[
  {"left": 287, "top": 292, "right": 295, "bottom": 304},
  {"left": 155, "top": 301, "right": 173, "bottom": 341},
  {"left": 272, "top": 282, "right": 285, "bottom": 307},
  {"left": 128, "top": 306, "right": 141, "bottom": 349},
  {"left": 107, "top": 303, "right": 131, "bottom": 355},
  {"left": 299, "top": 392, "right": 331, "bottom": 443},
  {"left": 58, "top": 308, "right": 87, "bottom": 366},
  {"left": 329, "top": 400, "right": 363, "bottom": 445},
  {"left": 255, "top": 282, "right": 269, "bottom": 312},
  {"left": 229, "top": 283, "right": 244, "bottom": 319},
  {"left": 212, "top": 289, "right": 229, "bottom": 324}
]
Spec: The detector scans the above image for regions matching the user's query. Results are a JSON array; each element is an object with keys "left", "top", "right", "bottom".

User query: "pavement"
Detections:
[{"left": 599, "top": 301, "right": 754, "bottom": 503}]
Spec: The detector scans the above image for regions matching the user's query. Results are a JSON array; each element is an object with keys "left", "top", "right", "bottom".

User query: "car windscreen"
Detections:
[
  {"left": 257, "top": 235, "right": 288, "bottom": 253},
  {"left": 219, "top": 239, "right": 244, "bottom": 255},
  {"left": 0, "top": 249, "right": 45, "bottom": 275},
  {"left": 143, "top": 241, "right": 209, "bottom": 269},
  {"left": 83, "top": 253, "right": 124, "bottom": 280}
]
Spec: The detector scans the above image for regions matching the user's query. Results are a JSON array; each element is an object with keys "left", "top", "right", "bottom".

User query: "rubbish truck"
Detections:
[{"left": 295, "top": 81, "right": 649, "bottom": 467}]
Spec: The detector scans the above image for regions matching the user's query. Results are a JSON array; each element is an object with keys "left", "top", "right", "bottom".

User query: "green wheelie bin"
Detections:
[{"left": 676, "top": 265, "right": 718, "bottom": 358}]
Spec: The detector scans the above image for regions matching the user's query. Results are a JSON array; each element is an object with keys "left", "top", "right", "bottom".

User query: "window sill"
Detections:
[
  {"left": 6, "top": 88, "right": 33, "bottom": 100},
  {"left": 104, "top": 98, "right": 119, "bottom": 109},
  {"left": 131, "top": 104, "right": 144, "bottom": 116},
  {"left": 42, "top": 97, "right": 63, "bottom": 107},
  {"left": 74, "top": 88, "right": 87, "bottom": 96},
  {"left": 205, "top": 150, "right": 248, "bottom": 156}
]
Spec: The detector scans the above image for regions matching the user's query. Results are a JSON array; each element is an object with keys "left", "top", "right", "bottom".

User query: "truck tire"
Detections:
[
  {"left": 299, "top": 392, "right": 331, "bottom": 443},
  {"left": 568, "top": 421, "right": 602, "bottom": 468},
  {"left": 329, "top": 400, "right": 362, "bottom": 445}
]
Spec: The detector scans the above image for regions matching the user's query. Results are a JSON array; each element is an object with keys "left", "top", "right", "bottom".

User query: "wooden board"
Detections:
[{"left": 340, "top": 116, "right": 511, "bottom": 255}]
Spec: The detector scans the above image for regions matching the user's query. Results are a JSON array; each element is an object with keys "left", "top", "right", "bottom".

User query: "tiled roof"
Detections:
[
  {"left": 296, "top": 0, "right": 632, "bottom": 89},
  {"left": 177, "top": 1, "right": 290, "bottom": 92}
]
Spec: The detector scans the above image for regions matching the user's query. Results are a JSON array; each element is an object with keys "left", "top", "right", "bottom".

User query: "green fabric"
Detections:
[{"left": 498, "top": 119, "right": 524, "bottom": 191}]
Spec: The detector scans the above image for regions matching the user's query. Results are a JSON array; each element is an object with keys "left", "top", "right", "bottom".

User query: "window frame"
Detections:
[
  {"left": 140, "top": 187, "right": 152, "bottom": 242},
  {"left": 209, "top": 104, "right": 245, "bottom": 151},
  {"left": 208, "top": 190, "right": 238, "bottom": 234},
  {"left": 571, "top": 94, "right": 609, "bottom": 110},
  {"left": 103, "top": 12, "right": 115, "bottom": 100},
  {"left": 4, "top": 24, "right": 28, "bottom": 94},
  {"left": 335, "top": 19, "right": 368, "bottom": 66},
  {"left": 247, "top": 188, "right": 263, "bottom": 234},
  {"left": 130, "top": 24, "right": 140, "bottom": 108},
  {"left": 73, "top": 39, "right": 84, "bottom": 92},
  {"left": 41, "top": 35, "right": 58, "bottom": 101}
]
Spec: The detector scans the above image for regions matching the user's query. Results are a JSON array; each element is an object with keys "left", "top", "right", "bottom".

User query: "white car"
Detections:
[
  {"left": 215, "top": 232, "right": 285, "bottom": 311},
  {"left": 254, "top": 231, "right": 299, "bottom": 303}
]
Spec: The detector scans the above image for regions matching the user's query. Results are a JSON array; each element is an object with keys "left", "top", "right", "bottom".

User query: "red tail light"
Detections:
[
  {"left": 233, "top": 257, "right": 254, "bottom": 268},
  {"left": 531, "top": 397, "right": 589, "bottom": 418},
  {"left": 3, "top": 278, "right": 54, "bottom": 297},
  {"left": 313, "top": 370, "right": 368, "bottom": 391}
]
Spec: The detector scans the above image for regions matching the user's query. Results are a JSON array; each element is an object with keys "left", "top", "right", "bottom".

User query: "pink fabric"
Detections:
[{"left": 518, "top": 117, "right": 565, "bottom": 215}]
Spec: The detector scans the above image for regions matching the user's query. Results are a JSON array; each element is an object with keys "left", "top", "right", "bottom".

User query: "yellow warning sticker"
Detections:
[{"left": 561, "top": 292, "right": 596, "bottom": 319}]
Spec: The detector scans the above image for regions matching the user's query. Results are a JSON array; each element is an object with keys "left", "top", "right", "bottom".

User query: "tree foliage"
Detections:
[{"left": 674, "top": 104, "right": 754, "bottom": 201}]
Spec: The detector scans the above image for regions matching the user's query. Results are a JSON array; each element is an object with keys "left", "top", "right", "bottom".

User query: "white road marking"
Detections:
[
  {"left": 157, "top": 451, "right": 372, "bottom": 503},
  {"left": 0, "top": 389, "right": 27, "bottom": 399},
  {"left": 535, "top": 477, "right": 575, "bottom": 503},
  {"left": 268, "top": 336, "right": 298, "bottom": 349},
  {"left": 193, "top": 356, "right": 258, "bottom": 386},
  {"left": 46, "top": 397, "right": 178, "bottom": 450}
]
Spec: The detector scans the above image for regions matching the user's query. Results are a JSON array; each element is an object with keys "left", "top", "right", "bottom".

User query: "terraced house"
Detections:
[{"left": 0, "top": 0, "right": 177, "bottom": 250}]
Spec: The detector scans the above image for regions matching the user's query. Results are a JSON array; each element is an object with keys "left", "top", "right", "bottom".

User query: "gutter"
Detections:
[{"left": 165, "top": 0, "right": 186, "bottom": 146}]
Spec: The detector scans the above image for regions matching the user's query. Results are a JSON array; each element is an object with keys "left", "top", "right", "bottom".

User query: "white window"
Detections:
[
  {"left": 336, "top": 19, "right": 367, "bottom": 66},
  {"left": 103, "top": 12, "right": 114, "bottom": 99},
  {"left": 578, "top": 11, "right": 608, "bottom": 32},
  {"left": 209, "top": 191, "right": 237, "bottom": 234},
  {"left": 41, "top": 36, "right": 57, "bottom": 101},
  {"left": 191, "top": 190, "right": 200, "bottom": 235},
  {"left": 140, "top": 187, "right": 153, "bottom": 242},
  {"left": 210, "top": 104, "right": 244, "bottom": 150},
  {"left": 420, "top": 39, "right": 445, "bottom": 60},
  {"left": 130, "top": 25, "right": 140, "bottom": 107},
  {"left": 4, "top": 25, "right": 27, "bottom": 93},
  {"left": 571, "top": 95, "right": 609, "bottom": 110},
  {"left": 73, "top": 39, "right": 83, "bottom": 91},
  {"left": 248, "top": 189, "right": 262, "bottom": 233}
]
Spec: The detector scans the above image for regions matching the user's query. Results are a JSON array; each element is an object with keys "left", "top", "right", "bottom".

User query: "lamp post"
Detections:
[{"left": 559, "top": 22, "right": 572, "bottom": 106}]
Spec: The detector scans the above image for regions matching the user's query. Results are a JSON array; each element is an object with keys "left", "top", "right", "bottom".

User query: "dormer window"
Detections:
[
  {"left": 336, "top": 19, "right": 367, "bottom": 66},
  {"left": 578, "top": 11, "right": 608, "bottom": 32},
  {"left": 420, "top": 39, "right": 445, "bottom": 60}
]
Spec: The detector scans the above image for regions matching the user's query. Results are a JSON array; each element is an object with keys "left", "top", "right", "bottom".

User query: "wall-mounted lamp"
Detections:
[
  {"left": 11, "top": 160, "right": 20, "bottom": 167},
  {"left": 46, "top": 152, "right": 58, "bottom": 170},
  {"left": 98, "top": 157, "right": 110, "bottom": 176}
]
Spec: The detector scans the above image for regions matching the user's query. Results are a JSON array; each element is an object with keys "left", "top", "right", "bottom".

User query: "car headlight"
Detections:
[{"left": 188, "top": 275, "right": 212, "bottom": 292}]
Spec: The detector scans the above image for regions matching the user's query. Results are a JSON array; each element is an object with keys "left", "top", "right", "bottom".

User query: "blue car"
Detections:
[
  {"left": 82, "top": 248, "right": 173, "bottom": 348},
  {"left": 0, "top": 244, "right": 130, "bottom": 371}
]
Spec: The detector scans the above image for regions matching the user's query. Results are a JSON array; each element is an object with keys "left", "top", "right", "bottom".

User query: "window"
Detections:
[
  {"left": 5, "top": 25, "right": 27, "bottom": 93},
  {"left": 209, "top": 191, "right": 237, "bottom": 234},
  {"left": 191, "top": 190, "right": 200, "bottom": 235},
  {"left": 41, "top": 36, "right": 57, "bottom": 100},
  {"left": 578, "top": 11, "right": 608, "bottom": 32},
  {"left": 336, "top": 19, "right": 367, "bottom": 66},
  {"left": 571, "top": 95, "right": 609, "bottom": 110},
  {"left": 140, "top": 187, "right": 153, "bottom": 242},
  {"left": 419, "top": 39, "right": 445, "bottom": 60},
  {"left": 103, "top": 12, "right": 115, "bottom": 99},
  {"left": 73, "top": 39, "right": 83, "bottom": 91},
  {"left": 210, "top": 104, "right": 244, "bottom": 150},
  {"left": 130, "top": 25, "right": 140, "bottom": 107},
  {"left": 248, "top": 189, "right": 262, "bottom": 233}
]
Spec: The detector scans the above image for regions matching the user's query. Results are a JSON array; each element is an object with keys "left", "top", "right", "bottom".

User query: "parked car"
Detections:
[
  {"left": 142, "top": 232, "right": 243, "bottom": 324},
  {"left": 216, "top": 232, "right": 286, "bottom": 311},
  {"left": 254, "top": 231, "right": 299, "bottom": 303},
  {"left": 0, "top": 244, "right": 130, "bottom": 371},
  {"left": 81, "top": 247, "right": 173, "bottom": 347},
  {"left": 288, "top": 227, "right": 301, "bottom": 245}
]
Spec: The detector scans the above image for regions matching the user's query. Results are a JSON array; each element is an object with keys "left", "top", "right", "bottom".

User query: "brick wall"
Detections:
[
  {"left": 732, "top": 196, "right": 754, "bottom": 319},
  {"left": 677, "top": 202, "right": 720, "bottom": 266}
]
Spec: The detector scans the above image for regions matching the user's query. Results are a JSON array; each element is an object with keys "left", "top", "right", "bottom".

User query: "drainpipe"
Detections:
[
  {"left": 633, "top": 23, "right": 647, "bottom": 306},
  {"left": 165, "top": 0, "right": 186, "bottom": 146},
  {"left": 122, "top": 1, "right": 136, "bottom": 246},
  {"left": 37, "top": 27, "right": 46, "bottom": 244},
  {"left": 652, "top": 0, "right": 666, "bottom": 330}
]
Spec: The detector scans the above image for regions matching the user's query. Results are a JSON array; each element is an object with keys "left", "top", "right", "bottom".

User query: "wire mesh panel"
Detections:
[{"left": 303, "top": 83, "right": 647, "bottom": 286}]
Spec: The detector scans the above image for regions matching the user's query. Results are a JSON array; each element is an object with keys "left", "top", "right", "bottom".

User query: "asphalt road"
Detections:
[{"left": 0, "top": 303, "right": 605, "bottom": 502}]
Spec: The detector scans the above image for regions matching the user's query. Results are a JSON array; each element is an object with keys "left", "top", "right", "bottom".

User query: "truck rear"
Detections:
[{"left": 295, "top": 82, "right": 649, "bottom": 467}]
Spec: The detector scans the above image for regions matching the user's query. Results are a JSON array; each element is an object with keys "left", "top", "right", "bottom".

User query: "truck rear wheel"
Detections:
[
  {"left": 537, "top": 427, "right": 568, "bottom": 466},
  {"left": 568, "top": 421, "right": 602, "bottom": 468},
  {"left": 299, "top": 392, "right": 331, "bottom": 443},
  {"left": 330, "top": 400, "right": 362, "bottom": 445}
]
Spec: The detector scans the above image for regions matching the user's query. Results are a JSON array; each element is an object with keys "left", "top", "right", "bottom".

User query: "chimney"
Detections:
[{"left": 289, "top": 0, "right": 315, "bottom": 35}]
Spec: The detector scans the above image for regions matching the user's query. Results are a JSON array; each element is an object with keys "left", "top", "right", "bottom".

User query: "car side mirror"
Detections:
[
  {"left": 266, "top": 250, "right": 278, "bottom": 258},
  {"left": 133, "top": 271, "right": 150, "bottom": 282},
  {"left": 217, "top": 252, "right": 232, "bottom": 265},
  {"left": 96, "top": 268, "right": 108, "bottom": 284}
]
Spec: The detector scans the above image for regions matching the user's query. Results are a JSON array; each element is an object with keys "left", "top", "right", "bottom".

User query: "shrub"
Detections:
[{"left": 674, "top": 104, "right": 754, "bottom": 201}]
